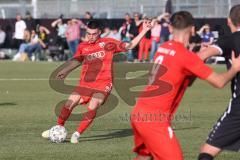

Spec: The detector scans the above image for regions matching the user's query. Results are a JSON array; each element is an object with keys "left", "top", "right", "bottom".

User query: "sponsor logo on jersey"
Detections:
[{"left": 86, "top": 51, "right": 105, "bottom": 61}]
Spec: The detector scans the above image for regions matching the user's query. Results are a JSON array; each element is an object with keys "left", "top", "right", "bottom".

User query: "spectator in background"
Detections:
[
  {"left": 37, "top": 25, "right": 50, "bottom": 46},
  {"left": 189, "top": 26, "right": 202, "bottom": 52},
  {"left": 149, "top": 19, "right": 161, "bottom": 62},
  {"left": 158, "top": 12, "right": 170, "bottom": 43},
  {"left": 101, "top": 27, "right": 111, "bottom": 38},
  {"left": 65, "top": 19, "right": 86, "bottom": 58},
  {"left": 84, "top": 11, "right": 93, "bottom": 19},
  {"left": 0, "top": 25, "right": 6, "bottom": 48},
  {"left": 14, "top": 14, "right": 27, "bottom": 48},
  {"left": 108, "top": 27, "right": 122, "bottom": 40},
  {"left": 25, "top": 11, "right": 36, "bottom": 31},
  {"left": 51, "top": 16, "right": 67, "bottom": 54},
  {"left": 25, "top": 29, "right": 46, "bottom": 60},
  {"left": 121, "top": 13, "right": 140, "bottom": 62},
  {"left": 130, "top": 12, "right": 142, "bottom": 62},
  {"left": 101, "top": 27, "right": 123, "bottom": 40},
  {"left": 138, "top": 17, "right": 151, "bottom": 62},
  {"left": 197, "top": 24, "right": 214, "bottom": 46},
  {"left": 13, "top": 29, "right": 31, "bottom": 61}
]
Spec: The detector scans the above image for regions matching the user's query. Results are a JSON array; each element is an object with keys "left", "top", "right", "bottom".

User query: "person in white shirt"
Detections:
[
  {"left": 0, "top": 25, "right": 6, "bottom": 48},
  {"left": 14, "top": 14, "right": 27, "bottom": 48}
]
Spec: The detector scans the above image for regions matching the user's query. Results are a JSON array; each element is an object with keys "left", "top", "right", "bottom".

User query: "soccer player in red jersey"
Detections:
[
  {"left": 131, "top": 11, "right": 240, "bottom": 160},
  {"left": 42, "top": 20, "right": 153, "bottom": 143}
]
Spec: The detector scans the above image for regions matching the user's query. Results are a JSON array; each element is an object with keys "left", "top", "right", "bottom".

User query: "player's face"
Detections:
[{"left": 86, "top": 28, "right": 101, "bottom": 43}]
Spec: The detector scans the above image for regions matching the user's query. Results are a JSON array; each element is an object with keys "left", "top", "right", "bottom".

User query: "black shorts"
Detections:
[{"left": 206, "top": 100, "right": 240, "bottom": 151}]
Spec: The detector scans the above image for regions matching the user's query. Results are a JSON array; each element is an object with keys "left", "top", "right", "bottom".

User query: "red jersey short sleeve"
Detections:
[
  {"left": 182, "top": 51, "right": 213, "bottom": 79},
  {"left": 105, "top": 38, "right": 127, "bottom": 53}
]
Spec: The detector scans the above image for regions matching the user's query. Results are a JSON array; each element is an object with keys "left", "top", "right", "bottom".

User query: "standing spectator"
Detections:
[
  {"left": 138, "top": 17, "right": 151, "bottom": 62},
  {"left": 24, "top": 11, "right": 36, "bottom": 31},
  {"left": 121, "top": 13, "right": 139, "bottom": 62},
  {"left": 51, "top": 17, "right": 67, "bottom": 54},
  {"left": 130, "top": 13, "right": 142, "bottom": 62},
  {"left": 0, "top": 25, "right": 6, "bottom": 48},
  {"left": 65, "top": 19, "right": 86, "bottom": 58},
  {"left": 197, "top": 24, "right": 214, "bottom": 46},
  {"left": 14, "top": 14, "right": 27, "bottom": 48},
  {"left": 149, "top": 19, "right": 161, "bottom": 62},
  {"left": 158, "top": 13, "right": 170, "bottom": 43}
]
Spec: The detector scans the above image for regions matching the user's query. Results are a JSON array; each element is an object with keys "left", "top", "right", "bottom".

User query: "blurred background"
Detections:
[{"left": 0, "top": 0, "right": 239, "bottom": 63}]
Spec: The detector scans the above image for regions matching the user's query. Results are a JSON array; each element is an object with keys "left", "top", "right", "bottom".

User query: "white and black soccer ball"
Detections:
[{"left": 49, "top": 125, "right": 67, "bottom": 143}]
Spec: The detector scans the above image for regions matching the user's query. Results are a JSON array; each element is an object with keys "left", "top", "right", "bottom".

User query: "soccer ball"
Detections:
[{"left": 49, "top": 125, "right": 67, "bottom": 143}]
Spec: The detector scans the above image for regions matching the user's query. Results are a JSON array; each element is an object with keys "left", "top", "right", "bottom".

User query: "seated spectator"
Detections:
[
  {"left": 25, "top": 30, "right": 46, "bottom": 60},
  {"left": 13, "top": 29, "right": 31, "bottom": 61},
  {"left": 37, "top": 25, "right": 50, "bottom": 46},
  {"left": 101, "top": 27, "right": 111, "bottom": 38},
  {"left": 101, "top": 27, "right": 123, "bottom": 40},
  {"left": 0, "top": 25, "right": 6, "bottom": 48},
  {"left": 13, "top": 29, "right": 46, "bottom": 61},
  {"left": 198, "top": 24, "right": 214, "bottom": 46}
]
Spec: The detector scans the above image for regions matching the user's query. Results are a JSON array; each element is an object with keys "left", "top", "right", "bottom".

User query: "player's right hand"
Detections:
[
  {"left": 231, "top": 51, "right": 240, "bottom": 72},
  {"left": 56, "top": 70, "right": 68, "bottom": 80}
]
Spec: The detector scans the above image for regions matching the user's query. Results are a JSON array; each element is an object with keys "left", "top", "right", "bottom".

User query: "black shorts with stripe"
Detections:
[{"left": 206, "top": 99, "right": 240, "bottom": 151}]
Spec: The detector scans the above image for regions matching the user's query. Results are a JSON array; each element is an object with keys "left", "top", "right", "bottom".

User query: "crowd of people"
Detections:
[{"left": 0, "top": 11, "right": 217, "bottom": 62}]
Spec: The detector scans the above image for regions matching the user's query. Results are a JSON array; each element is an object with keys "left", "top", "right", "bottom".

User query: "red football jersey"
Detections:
[
  {"left": 133, "top": 40, "right": 212, "bottom": 120},
  {"left": 74, "top": 38, "right": 127, "bottom": 87}
]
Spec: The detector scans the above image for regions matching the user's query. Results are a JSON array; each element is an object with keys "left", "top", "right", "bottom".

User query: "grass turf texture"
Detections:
[{"left": 0, "top": 61, "right": 239, "bottom": 160}]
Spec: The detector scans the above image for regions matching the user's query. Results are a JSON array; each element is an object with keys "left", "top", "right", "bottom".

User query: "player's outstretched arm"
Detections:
[
  {"left": 205, "top": 52, "right": 240, "bottom": 88},
  {"left": 125, "top": 19, "right": 154, "bottom": 50},
  {"left": 198, "top": 46, "right": 221, "bottom": 61},
  {"left": 56, "top": 59, "right": 82, "bottom": 80}
]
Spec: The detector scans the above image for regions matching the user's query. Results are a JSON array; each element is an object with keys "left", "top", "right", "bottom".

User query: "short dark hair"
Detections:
[
  {"left": 87, "top": 20, "right": 101, "bottom": 29},
  {"left": 170, "top": 11, "right": 194, "bottom": 30},
  {"left": 230, "top": 4, "right": 240, "bottom": 27}
]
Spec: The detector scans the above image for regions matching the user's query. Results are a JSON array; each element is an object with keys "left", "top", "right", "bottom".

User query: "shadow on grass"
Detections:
[
  {"left": 64, "top": 126, "right": 199, "bottom": 143},
  {"left": 65, "top": 128, "right": 133, "bottom": 142},
  {"left": 0, "top": 102, "right": 17, "bottom": 107}
]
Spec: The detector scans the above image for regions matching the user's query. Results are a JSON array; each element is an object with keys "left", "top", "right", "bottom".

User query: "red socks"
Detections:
[
  {"left": 57, "top": 105, "right": 97, "bottom": 134},
  {"left": 57, "top": 106, "right": 73, "bottom": 126},
  {"left": 77, "top": 109, "right": 97, "bottom": 134}
]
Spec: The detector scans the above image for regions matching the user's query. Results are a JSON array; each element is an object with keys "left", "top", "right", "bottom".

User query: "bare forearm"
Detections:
[
  {"left": 126, "top": 30, "right": 147, "bottom": 50},
  {"left": 208, "top": 67, "right": 238, "bottom": 88}
]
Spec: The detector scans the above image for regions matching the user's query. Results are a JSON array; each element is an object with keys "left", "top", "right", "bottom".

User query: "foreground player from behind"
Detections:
[
  {"left": 131, "top": 11, "right": 240, "bottom": 160},
  {"left": 42, "top": 20, "right": 153, "bottom": 143},
  {"left": 197, "top": 4, "right": 240, "bottom": 160}
]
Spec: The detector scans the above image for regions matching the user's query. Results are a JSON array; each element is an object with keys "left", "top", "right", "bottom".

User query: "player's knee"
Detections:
[
  {"left": 198, "top": 153, "right": 214, "bottom": 160},
  {"left": 89, "top": 98, "right": 103, "bottom": 110}
]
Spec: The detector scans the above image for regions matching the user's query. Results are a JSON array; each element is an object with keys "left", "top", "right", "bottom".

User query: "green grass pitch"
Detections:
[{"left": 0, "top": 61, "right": 239, "bottom": 160}]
